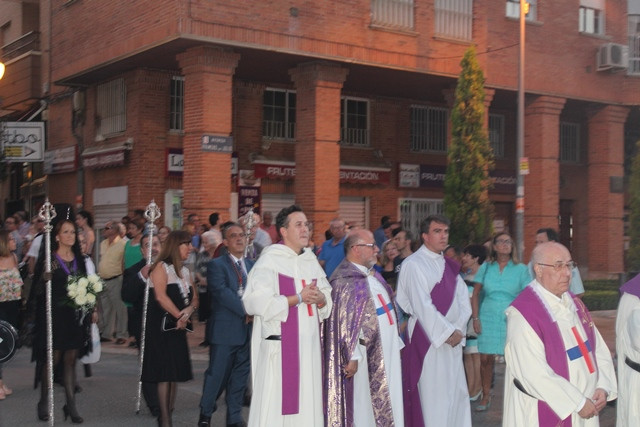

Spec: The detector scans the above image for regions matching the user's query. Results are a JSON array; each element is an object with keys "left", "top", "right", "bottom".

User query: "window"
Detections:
[
  {"left": 398, "top": 198, "right": 444, "bottom": 239},
  {"left": 628, "top": 14, "right": 640, "bottom": 75},
  {"left": 489, "top": 114, "right": 505, "bottom": 158},
  {"left": 340, "top": 97, "right": 369, "bottom": 147},
  {"left": 169, "top": 76, "right": 184, "bottom": 131},
  {"left": 506, "top": 0, "right": 537, "bottom": 21},
  {"left": 263, "top": 88, "right": 296, "bottom": 140},
  {"left": 434, "top": 0, "right": 472, "bottom": 41},
  {"left": 371, "top": 0, "right": 414, "bottom": 30},
  {"left": 96, "top": 78, "right": 126, "bottom": 136},
  {"left": 579, "top": 6, "right": 603, "bottom": 34},
  {"left": 411, "top": 105, "right": 448, "bottom": 152},
  {"left": 559, "top": 122, "right": 580, "bottom": 163}
]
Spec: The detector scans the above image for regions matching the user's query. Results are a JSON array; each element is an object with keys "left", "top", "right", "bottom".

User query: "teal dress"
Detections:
[{"left": 475, "top": 260, "right": 530, "bottom": 355}]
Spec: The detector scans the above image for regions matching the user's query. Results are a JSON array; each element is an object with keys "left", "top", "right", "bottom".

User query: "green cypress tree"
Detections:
[
  {"left": 626, "top": 139, "right": 640, "bottom": 272},
  {"left": 443, "top": 46, "right": 494, "bottom": 246}
]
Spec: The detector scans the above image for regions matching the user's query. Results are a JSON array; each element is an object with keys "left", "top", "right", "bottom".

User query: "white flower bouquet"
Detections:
[{"left": 66, "top": 273, "right": 104, "bottom": 313}]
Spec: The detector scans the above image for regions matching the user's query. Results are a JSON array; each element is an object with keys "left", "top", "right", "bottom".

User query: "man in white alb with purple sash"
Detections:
[
  {"left": 396, "top": 214, "right": 471, "bottom": 427},
  {"left": 615, "top": 272, "right": 640, "bottom": 426},
  {"left": 242, "top": 205, "right": 332, "bottom": 427},
  {"left": 504, "top": 242, "right": 616, "bottom": 426}
]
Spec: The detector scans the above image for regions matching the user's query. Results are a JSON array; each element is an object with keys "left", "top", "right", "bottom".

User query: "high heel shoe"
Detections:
[
  {"left": 63, "top": 405, "right": 84, "bottom": 424},
  {"left": 37, "top": 401, "right": 49, "bottom": 421},
  {"left": 475, "top": 397, "right": 492, "bottom": 412},
  {"left": 469, "top": 390, "right": 483, "bottom": 402}
]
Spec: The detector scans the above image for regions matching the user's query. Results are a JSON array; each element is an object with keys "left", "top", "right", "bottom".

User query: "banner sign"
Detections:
[
  {"left": 399, "top": 163, "right": 516, "bottom": 193},
  {"left": 1, "top": 122, "right": 45, "bottom": 162},
  {"left": 254, "top": 161, "right": 390, "bottom": 185}
]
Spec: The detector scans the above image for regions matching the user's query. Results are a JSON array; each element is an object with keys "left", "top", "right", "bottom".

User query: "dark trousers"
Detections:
[{"left": 199, "top": 339, "right": 251, "bottom": 423}]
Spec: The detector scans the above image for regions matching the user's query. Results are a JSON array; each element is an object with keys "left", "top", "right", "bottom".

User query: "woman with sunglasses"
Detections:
[
  {"left": 142, "top": 230, "right": 199, "bottom": 427},
  {"left": 471, "top": 232, "right": 530, "bottom": 412}
]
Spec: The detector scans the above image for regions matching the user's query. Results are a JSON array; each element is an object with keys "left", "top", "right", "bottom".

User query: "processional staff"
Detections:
[
  {"left": 136, "top": 200, "right": 161, "bottom": 413},
  {"left": 242, "top": 207, "right": 256, "bottom": 262},
  {"left": 39, "top": 199, "right": 56, "bottom": 426}
]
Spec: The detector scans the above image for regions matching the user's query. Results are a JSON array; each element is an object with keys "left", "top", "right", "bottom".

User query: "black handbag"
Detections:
[{"left": 161, "top": 312, "right": 193, "bottom": 332}]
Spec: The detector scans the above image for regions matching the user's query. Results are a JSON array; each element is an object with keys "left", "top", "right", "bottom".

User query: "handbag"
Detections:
[
  {"left": 80, "top": 323, "right": 101, "bottom": 364},
  {"left": 161, "top": 312, "right": 193, "bottom": 332}
]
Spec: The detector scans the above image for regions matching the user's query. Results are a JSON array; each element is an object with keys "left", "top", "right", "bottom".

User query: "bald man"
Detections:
[{"left": 504, "top": 242, "right": 616, "bottom": 426}]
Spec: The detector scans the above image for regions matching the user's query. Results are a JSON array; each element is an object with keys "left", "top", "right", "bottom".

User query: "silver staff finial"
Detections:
[
  {"left": 38, "top": 199, "right": 57, "bottom": 233},
  {"left": 144, "top": 200, "right": 161, "bottom": 235}
]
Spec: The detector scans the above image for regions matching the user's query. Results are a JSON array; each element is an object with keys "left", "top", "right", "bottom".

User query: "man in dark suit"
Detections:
[
  {"left": 198, "top": 223, "right": 254, "bottom": 427},
  {"left": 121, "top": 232, "right": 162, "bottom": 417}
]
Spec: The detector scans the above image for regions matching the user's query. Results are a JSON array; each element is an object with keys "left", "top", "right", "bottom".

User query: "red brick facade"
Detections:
[{"left": 21, "top": 0, "right": 640, "bottom": 278}]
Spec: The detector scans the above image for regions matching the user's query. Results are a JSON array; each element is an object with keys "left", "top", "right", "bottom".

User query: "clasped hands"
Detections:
[
  {"left": 445, "top": 329, "right": 464, "bottom": 347},
  {"left": 300, "top": 284, "right": 325, "bottom": 306},
  {"left": 578, "top": 388, "right": 608, "bottom": 420},
  {"left": 175, "top": 306, "right": 195, "bottom": 330}
]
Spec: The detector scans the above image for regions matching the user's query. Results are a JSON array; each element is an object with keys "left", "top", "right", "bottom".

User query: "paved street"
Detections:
[{"left": 0, "top": 311, "right": 618, "bottom": 426}]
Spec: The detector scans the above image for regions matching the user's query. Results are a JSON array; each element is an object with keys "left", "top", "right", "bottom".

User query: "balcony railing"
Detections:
[{"left": 1, "top": 31, "right": 40, "bottom": 61}]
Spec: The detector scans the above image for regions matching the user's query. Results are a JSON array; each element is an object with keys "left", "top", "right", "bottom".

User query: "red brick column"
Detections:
[
  {"left": 523, "top": 95, "right": 566, "bottom": 261},
  {"left": 289, "top": 62, "right": 348, "bottom": 243},
  {"left": 586, "top": 105, "right": 629, "bottom": 277},
  {"left": 178, "top": 46, "right": 240, "bottom": 223}
]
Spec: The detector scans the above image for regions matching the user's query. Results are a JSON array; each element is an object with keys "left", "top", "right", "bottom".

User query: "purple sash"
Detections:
[
  {"left": 620, "top": 273, "right": 640, "bottom": 299},
  {"left": 401, "top": 256, "right": 459, "bottom": 427},
  {"left": 278, "top": 273, "right": 300, "bottom": 415},
  {"left": 511, "top": 286, "right": 596, "bottom": 427}
]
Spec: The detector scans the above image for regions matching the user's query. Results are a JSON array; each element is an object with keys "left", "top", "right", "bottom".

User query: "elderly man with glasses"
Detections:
[{"left": 503, "top": 242, "right": 616, "bottom": 426}]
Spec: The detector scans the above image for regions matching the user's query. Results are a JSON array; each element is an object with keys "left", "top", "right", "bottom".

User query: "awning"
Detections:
[
  {"left": 81, "top": 139, "right": 132, "bottom": 169},
  {"left": 252, "top": 159, "right": 391, "bottom": 185}
]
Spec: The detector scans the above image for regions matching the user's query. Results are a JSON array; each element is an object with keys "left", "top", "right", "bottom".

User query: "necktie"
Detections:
[{"left": 237, "top": 260, "right": 247, "bottom": 283}]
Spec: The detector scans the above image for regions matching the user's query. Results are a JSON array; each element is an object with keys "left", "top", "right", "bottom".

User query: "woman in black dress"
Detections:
[
  {"left": 142, "top": 230, "right": 199, "bottom": 427},
  {"left": 34, "top": 218, "right": 89, "bottom": 423}
]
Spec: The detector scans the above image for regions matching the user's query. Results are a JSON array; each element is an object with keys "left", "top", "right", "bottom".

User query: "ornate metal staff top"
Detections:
[
  {"left": 136, "top": 200, "right": 161, "bottom": 414},
  {"left": 242, "top": 208, "right": 256, "bottom": 260},
  {"left": 38, "top": 199, "right": 56, "bottom": 427}
]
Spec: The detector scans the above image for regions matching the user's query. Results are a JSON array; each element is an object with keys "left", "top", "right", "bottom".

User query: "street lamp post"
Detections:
[{"left": 515, "top": 0, "right": 527, "bottom": 260}]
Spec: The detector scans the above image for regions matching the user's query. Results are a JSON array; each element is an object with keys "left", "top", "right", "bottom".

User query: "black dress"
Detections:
[{"left": 141, "top": 263, "right": 193, "bottom": 383}]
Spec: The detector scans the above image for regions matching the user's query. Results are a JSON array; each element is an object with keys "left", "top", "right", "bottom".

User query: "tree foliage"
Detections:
[
  {"left": 626, "top": 139, "right": 640, "bottom": 272},
  {"left": 443, "top": 46, "right": 494, "bottom": 246}
]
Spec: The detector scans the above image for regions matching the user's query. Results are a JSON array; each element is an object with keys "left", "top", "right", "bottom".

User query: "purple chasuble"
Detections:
[
  {"left": 278, "top": 273, "right": 300, "bottom": 415},
  {"left": 620, "top": 273, "right": 640, "bottom": 299},
  {"left": 401, "top": 256, "right": 459, "bottom": 427},
  {"left": 511, "top": 286, "right": 596, "bottom": 427}
]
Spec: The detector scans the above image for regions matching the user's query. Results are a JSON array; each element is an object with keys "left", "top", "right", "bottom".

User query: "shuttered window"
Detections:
[
  {"left": 434, "top": 0, "right": 473, "bottom": 41},
  {"left": 96, "top": 78, "right": 126, "bottom": 136}
]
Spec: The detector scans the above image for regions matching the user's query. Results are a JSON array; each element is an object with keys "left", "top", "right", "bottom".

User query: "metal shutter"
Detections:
[{"left": 339, "top": 197, "right": 369, "bottom": 230}]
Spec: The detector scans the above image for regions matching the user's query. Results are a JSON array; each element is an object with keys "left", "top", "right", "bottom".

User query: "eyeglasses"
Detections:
[
  {"left": 354, "top": 243, "right": 376, "bottom": 249},
  {"left": 495, "top": 239, "right": 512, "bottom": 245},
  {"left": 537, "top": 261, "right": 577, "bottom": 272}
]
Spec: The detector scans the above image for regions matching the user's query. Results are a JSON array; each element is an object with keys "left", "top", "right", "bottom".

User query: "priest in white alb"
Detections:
[
  {"left": 504, "top": 242, "right": 616, "bottom": 426},
  {"left": 242, "top": 205, "right": 332, "bottom": 427}
]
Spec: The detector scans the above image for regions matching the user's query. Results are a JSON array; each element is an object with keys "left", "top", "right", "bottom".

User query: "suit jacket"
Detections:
[
  {"left": 207, "top": 254, "right": 255, "bottom": 345},
  {"left": 122, "top": 258, "right": 147, "bottom": 306}
]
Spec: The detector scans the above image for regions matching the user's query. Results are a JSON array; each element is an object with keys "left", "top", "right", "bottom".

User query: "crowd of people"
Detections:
[{"left": 0, "top": 204, "right": 638, "bottom": 426}]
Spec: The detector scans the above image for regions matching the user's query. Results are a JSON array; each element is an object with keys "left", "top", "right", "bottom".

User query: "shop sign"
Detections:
[
  {"left": 238, "top": 186, "right": 261, "bottom": 218},
  {"left": 254, "top": 161, "right": 390, "bottom": 185},
  {"left": 44, "top": 146, "right": 77, "bottom": 174},
  {"left": 399, "top": 163, "right": 516, "bottom": 193},
  {"left": 1, "top": 122, "right": 45, "bottom": 162},
  {"left": 82, "top": 150, "right": 125, "bottom": 168},
  {"left": 166, "top": 148, "right": 183, "bottom": 176}
]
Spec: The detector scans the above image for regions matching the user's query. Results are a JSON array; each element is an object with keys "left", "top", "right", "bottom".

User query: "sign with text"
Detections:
[
  {"left": 201, "top": 135, "right": 233, "bottom": 153},
  {"left": 1, "top": 122, "right": 45, "bottom": 162},
  {"left": 398, "top": 163, "right": 516, "bottom": 193},
  {"left": 253, "top": 161, "right": 391, "bottom": 185},
  {"left": 166, "top": 148, "right": 184, "bottom": 176},
  {"left": 238, "top": 186, "right": 261, "bottom": 218}
]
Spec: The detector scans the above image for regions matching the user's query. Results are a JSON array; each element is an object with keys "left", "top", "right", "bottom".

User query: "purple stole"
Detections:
[
  {"left": 620, "top": 273, "right": 640, "bottom": 299},
  {"left": 511, "top": 286, "right": 596, "bottom": 427},
  {"left": 278, "top": 273, "right": 301, "bottom": 415},
  {"left": 401, "top": 256, "right": 459, "bottom": 427}
]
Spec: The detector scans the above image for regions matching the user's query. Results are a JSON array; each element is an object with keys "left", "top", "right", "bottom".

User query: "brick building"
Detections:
[{"left": 2, "top": 0, "right": 640, "bottom": 278}]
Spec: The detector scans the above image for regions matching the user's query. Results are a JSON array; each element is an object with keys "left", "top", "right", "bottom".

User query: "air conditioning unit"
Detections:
[{"left": 597, "top": 43, "right": 628, "bottom": 71}]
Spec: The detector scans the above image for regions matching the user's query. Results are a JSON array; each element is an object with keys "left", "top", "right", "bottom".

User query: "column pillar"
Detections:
[
  {"left": 523, "top": 95, "right": 566, "bottom": 261},
  {"left": 177, "top": 46, "right": 240, "bottom": 222},
  {"left": 289, "top": 62, "right": 348, "bottom": 243},
  {"left": 586, "top": 105, "right": 629, "bottom": 277}
]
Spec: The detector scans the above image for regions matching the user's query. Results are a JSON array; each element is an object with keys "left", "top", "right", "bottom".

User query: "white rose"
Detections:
[
  {"left": 78, "top": 277, "right": 89, "bottom": 288},
  {"left": 86, "top": 293, "right": 96, "bottom": 305},
  {"left": 76, "top": 286, "right": 87, "bottom": 297},
  {"left": 75, "top": 294, "right": 88, "bottom": 306},
  {"left": 92, "top": 281, "right": 103, "bottom": 293},
  {"left": 88, "top": 274, "right": 100, "bottom": 284},
  {"left": 68, "top": 288, "right": 77, "bottom": 298}
]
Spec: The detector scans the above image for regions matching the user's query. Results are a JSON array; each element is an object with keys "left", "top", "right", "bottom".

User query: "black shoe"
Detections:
[
  {"left": 199, "top": 340, "right": 209, "bottom": 348},
  {"left": 63, "top": 404, "right": 84, "bottom": 424},
  {"left": 149, "top": 407, "right": 160, "bottom": 418},
  {"left": 83, "top": 364, "right": 92, "bottom": 378},
  {"left": 227, "top": 422, "right": 246, "bottom": 427},
  {"left": 198, "top": 413, "right": 211, "bottom": 426},
  {"left": 37, "top": 401, "right": 49, "bottom": 421}
]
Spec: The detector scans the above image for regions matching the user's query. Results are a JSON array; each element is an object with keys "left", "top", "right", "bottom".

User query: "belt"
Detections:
[
  {"left": 102, "top": 274, "right": 122, "bottom": 281},
  {"left": 626, "top": 356, "right": 640, "bottom": 373},
  {"left": 265, "top": 335, "right": 281, "bottom": 341}
]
